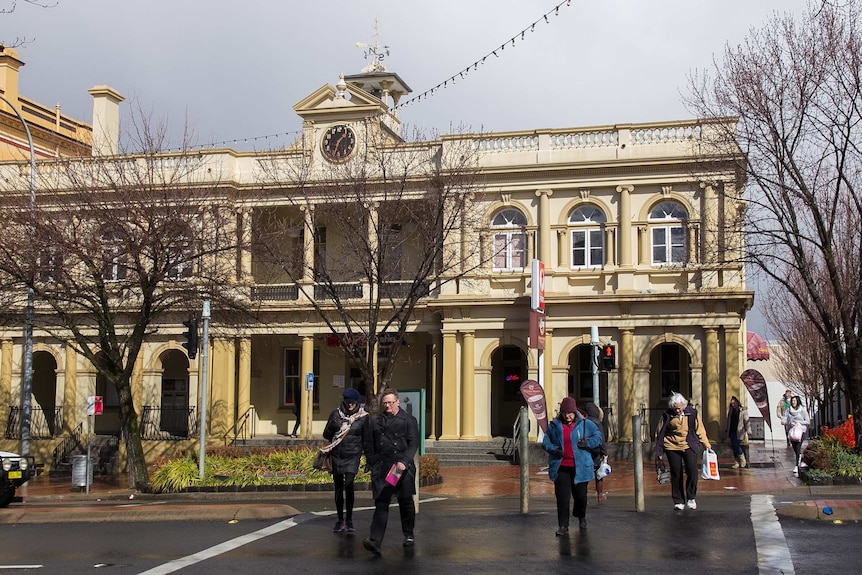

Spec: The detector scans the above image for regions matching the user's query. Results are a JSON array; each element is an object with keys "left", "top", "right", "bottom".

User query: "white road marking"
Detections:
[
  {"left": 0, "top": 566, "right": 42, "bottom": 570},
  {"left": 750, "top": 494, "right": 795, "bottom": 575},
  {"left": 138, "top": 496, "right": 448, "bottom": 574}
]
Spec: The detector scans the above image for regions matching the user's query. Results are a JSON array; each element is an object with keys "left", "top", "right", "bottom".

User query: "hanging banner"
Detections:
[
  {"left": 519, "top": 379, "right": 548, "bottom": 432},
  {"left": 740, "top": 369, "right": 771, "bottom": 429}
]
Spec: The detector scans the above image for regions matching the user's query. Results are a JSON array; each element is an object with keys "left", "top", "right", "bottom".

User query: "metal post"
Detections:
[
  {"left": 0, "top": 94, "right": 37, "bottom": 459},
  {"left": 198, "top": 300, "right": 211, "bottom": 479},
  {"left": 633, "top": 413, "right": 644, "bottom": 512},
  {"left": 590, "top": 326, "right": 599, "bottom": 404},
  {"left": 519, "top": 406, "right": 530, "bottom": 514}
]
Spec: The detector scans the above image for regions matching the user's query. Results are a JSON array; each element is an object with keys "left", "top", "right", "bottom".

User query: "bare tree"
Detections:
[
  {"left": 255, "top": 122, "right": 484, "bottom": 403},
  {"left": 1, "top": 0, "right": 59, "bottom": 48},
  {"left": 686, "top": 1, "right": 862, "bottom": 447},
  {"left": 0, "top": 115, "right": 243, "bottom": 491}
]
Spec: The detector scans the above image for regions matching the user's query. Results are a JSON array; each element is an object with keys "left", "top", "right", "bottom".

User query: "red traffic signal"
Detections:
[{"left": 601, "top": 344, "right": 615, "bottom": 371}]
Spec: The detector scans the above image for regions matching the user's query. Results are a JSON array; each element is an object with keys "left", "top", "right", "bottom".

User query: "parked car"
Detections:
[{"left": 1, "top": 450, "right": 36, "bottom": 507}]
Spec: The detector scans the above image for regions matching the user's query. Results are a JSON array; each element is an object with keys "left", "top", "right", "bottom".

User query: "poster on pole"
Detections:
[{"left": 519, "top": 379, "right": 548, "bottom": 433}]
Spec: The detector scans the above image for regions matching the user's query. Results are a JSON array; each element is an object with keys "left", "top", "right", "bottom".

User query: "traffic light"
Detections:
[
  {"left": 600, "top": 343, "right": 615, "bottom": 371},
  {"left": 182, "top": 316, "right": 199, "bottom": 360}
]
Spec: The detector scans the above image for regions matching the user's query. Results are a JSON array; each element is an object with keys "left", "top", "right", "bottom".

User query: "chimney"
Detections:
[
  {"left": 0, "top": 47, "right": 25, "bottom": 114},
  {"left": 87, "top": 85, "right": 124, "bottom": 156}
]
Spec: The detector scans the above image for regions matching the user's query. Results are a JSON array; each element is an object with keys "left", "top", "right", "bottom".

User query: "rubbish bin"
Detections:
[{"left": 71, "top": 455, "right": 92, "bottom": 488}]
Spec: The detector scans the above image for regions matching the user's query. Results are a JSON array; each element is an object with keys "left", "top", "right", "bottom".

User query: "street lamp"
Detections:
[{"left": 0, "top": 94, "right": 36, "bottom": 458}]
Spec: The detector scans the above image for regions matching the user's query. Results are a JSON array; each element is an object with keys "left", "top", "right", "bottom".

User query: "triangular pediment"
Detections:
[{"left": 293, "top": 82, "right": 389, "bottom": 124}]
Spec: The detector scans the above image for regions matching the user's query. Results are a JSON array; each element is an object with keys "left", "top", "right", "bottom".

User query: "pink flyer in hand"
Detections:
[{"left": 385, "top": 463, "right": 403, "bottom": 486}]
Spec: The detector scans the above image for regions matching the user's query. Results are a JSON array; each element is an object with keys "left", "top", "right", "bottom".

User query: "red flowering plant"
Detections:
[{"left": 821, "top": 415, "right": 856, "bottom": 448}]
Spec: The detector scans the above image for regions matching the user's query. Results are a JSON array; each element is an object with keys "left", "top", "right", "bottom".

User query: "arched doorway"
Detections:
[
  {"left": 646, "top": 342, "right": 692, "bottom": 436},
  {"left": 32, "top": 351, "right": 58, "bottom": 437},
  {"left": 490, "top": 345, "right": 527, "bottom": 437},
  {"left": 94, "top": 359, "right": 121, "bottom": 435},
  {"left": 160, "top": 350, "right": 190, "bottom": 436}
]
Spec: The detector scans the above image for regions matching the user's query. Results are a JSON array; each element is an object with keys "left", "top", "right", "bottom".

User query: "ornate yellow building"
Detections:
[{"left": 0, "top": 58, "right": 753, "bottom": 470}]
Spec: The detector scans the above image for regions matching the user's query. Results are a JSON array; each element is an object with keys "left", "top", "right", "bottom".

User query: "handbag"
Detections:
[
  {"left": 701, "top": 448, "right": 720, "bottom": 480},
  {"left": 789, "top": 424, "right": 804, "bottom": 442},
  {"left": 656, "top": 459, "right": 671, "bottom": 485},
  {"left": 312, "top": 450, "right": 332, "bottom": 472}
]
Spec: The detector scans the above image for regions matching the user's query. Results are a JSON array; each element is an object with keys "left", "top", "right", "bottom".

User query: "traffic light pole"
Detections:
[
  {"left": 591, "top": 326, "right": 600, "bottom": 404},
  {"left": 198, "top": 300, "right": 210, "bottom": 479}
]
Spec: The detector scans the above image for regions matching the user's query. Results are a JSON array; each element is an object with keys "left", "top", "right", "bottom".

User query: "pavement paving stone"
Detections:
[{"left": 2, "top": 440, "right": 859, "bottom": 523}]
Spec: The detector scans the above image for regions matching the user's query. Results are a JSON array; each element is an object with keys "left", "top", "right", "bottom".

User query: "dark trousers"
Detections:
[
  {"left": 666, "top": 449, "right": 699, "bottom": 503},
  {"left": 333, "top": 472, "right": 356, "bottom": 521},
  {"left": 553, "top": 466, "right": 588, "bottom": 528},
  {"left": 369, "top": 488, "right": 415, "bottom": 545},
  {"left": 729, "top": 431, "right": 742, "bottom": 457},
  {"left": 791, "top": 440, "right": 803, "bottom": 465}
]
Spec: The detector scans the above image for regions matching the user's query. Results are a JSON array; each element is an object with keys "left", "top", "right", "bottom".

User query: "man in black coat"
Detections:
[{"left": 362, "top": 389, "right": 420, "bottom": 556}]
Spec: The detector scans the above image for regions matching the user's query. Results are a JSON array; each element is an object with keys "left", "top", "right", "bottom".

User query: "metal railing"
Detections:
[
  {"left": 315, "top": 282, "right": 363, "bottom": 300},
  {"left": 51, "top": 422, "right": 84, "bottom": 469},
  {"left": 512, "top": 408, "right": 529, "bottom": 465},
  {"left": 5, "top": 406, "right": 63, "bottom": 439},
  {"left": 224, "top": 405, "right": 257, "bottom": 445},
  {"left": 141, "top": 406, "right": 198, "bottom": 440}
]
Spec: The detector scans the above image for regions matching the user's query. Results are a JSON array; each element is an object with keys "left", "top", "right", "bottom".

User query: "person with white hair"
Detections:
[{"left": 655, "top": 392, "right": 711, "bottom": 511}]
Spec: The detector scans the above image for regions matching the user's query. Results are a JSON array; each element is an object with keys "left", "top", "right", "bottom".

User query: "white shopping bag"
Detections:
[{"left": 701, "top": 448, "right": 720, "bottom": 480}]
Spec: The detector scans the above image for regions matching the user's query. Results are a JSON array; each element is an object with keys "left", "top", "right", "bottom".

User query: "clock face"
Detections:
[{"left": 321, "top": 124, "right": 356, "bottom": 162}]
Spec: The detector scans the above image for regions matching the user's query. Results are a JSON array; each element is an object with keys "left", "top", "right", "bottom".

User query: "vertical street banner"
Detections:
[
  {"left": 740, "top": 369, "right": 771, "bottom": 429},
  {"left": 520, "top": 379, "right": 548, "bottom": 432},
  {"left": 529, "top": 310, "right": 546, "bottom": 350}
]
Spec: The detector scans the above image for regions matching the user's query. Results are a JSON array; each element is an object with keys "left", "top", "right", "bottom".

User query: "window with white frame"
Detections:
[
  {"left": 491, "top": 208, "right": 527, "bottom": 270},
  {"left": 101, "top": 231, "right": 127, "bottom": 281},
  {"left": 568, "top": 205, "right": 606, "bottom": 268},
  {"left": 166, "top": 230, "right": 194, "bottom": 280},
  {"left": 649, "top": 201, "right": 688, "bottom": 265}
]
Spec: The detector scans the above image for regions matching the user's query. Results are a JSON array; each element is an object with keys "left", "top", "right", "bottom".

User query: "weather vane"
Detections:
[{"left": 355, "top": 17, "right": 389, "bottom": 73}]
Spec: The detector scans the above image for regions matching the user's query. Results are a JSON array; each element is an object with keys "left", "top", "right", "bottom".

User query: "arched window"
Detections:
[
  {"left": 649, "top": 201, "right": 688, "bottom": 265},
  {"left": 568, "top": 205, "right": 606, "bottom": 268},
  {"left": 491, "top": 208, "right": 527, "bottom": 270}
]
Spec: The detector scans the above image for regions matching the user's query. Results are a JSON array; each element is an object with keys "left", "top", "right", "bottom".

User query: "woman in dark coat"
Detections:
[{"left": 322, "top": 387, "right": 368, "bottom": 534}]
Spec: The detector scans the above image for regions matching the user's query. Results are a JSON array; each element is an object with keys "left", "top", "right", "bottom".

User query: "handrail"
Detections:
[
  {"left": 512, "top": 409, "right": 527, "bottom": 464},
  {"left": 51, "top": 422, "right": 84, "bottom": 469},
  {"left": 224, "top": 405, "right": 256, "bottom": 446}
]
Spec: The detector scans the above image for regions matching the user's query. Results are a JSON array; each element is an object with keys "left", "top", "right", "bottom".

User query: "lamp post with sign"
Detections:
[
  {"left": 85, "top": 395, "right": 103, "bottom": 493},
  {"left": 530, "top": 259, "right": 545, "bottom": 441},
  {"left": 0, "top": 94, "right": 37, "bottom": 459}
]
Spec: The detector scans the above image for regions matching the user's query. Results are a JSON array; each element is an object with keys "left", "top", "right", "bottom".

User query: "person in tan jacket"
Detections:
[
  {"left": 655, "top": 392, "right": 711, "bottom": 511},
  {"left": 725, "top": 396, "right": 751, "bottom": 469}
]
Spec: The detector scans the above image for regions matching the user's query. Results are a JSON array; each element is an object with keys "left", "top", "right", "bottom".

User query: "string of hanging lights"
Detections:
[
  {"left": 396, "top": 0, "right": 573, "bottom": 109},
  {"left": 177, "top": 0, "right": 573, "bottom": 152}
]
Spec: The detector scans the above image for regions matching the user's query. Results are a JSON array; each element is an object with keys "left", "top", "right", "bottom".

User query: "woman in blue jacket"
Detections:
[{"left": 543, "top": 396, "right": 603, "bottom": 535}]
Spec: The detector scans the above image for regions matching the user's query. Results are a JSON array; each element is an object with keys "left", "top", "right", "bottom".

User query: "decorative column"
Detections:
[
  {"left": 0, "top": 340, "right": 11, "bottom": 409},
  {"left": 132, "top": 353, "right": 144, "bottom": 414},
  {"left": 543, "top": 329, "right": 554, "bottom": 408},
  {"left": 300, "top": 335, "right": 314, "bottom": 437},
  {"left": 619, "top": 328, "right": 634, "bottom": 441},
  {"left": 440, "top": 331, "right": 459, "bottom": 440},
  {"left": 302, "top": 205, "right": 315, "bottom": 284},
  {"left": 536, "top": 189, "right": 553, "bottom": 267},
  {"left": 704, "top": 328, "right": 720, "bottom": 439},
  {"left": 210, "top": 338, "right": 237, "bottom": 437},
  {"left": 700, "top": 181, "right": 717, "bottom": 264},
  {"left": 63, "top": 342, "right": 77, "bottom": 434},
  {"left": 237, "top": 337, "right": 252, "bottom": 419},
  {"left": 616, "top": 185, "right": 634, "bottom": 267},
  {"left": 724, "top": 325, "right": 742, "bottom": 406},
  {"left": 460, "top": 331, "right": 476, "bottom": 440},
  {"left": 238, "top": 208, "right": 253, "bottom": 282}
]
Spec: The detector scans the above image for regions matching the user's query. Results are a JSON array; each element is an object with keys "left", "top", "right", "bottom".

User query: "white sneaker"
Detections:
[
  {"left": 793, "top": 466, "right": 799, "bottom": 476},
  {"left": 686, "top": 499, "right": 697, "bottom": 510},
  {"left": 674, "top": 503, "right": 685, "bottom": 510}
]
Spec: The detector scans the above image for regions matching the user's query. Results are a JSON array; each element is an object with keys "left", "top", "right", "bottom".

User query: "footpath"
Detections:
[{"left": 3, "top": 439, "right": 861, "bottom": 524}]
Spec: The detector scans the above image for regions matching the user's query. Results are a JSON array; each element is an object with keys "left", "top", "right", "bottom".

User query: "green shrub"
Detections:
[
  {"left": 419, "top": 454, "right": 439, "bottom": 479},
  {"left": 803, "top": 437, "right": 862, "bottom": 478}
]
